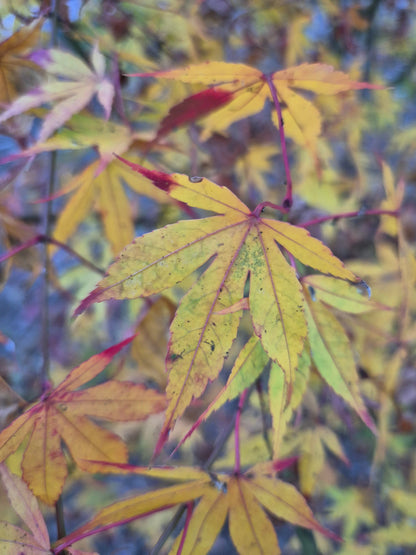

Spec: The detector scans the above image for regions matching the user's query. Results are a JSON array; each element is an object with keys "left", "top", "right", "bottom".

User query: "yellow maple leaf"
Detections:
[
  {"left": 77, "top": 159, "right": 358, "bottom": 454},
  {"left": 0, "top": 19, "right": 42, "bottom": 104},
  {"left": 52, "top": 462, "right": 338, "bottom": 555},
  {"left": 132, "top": 61, "right": 382, "bottom": 155}
]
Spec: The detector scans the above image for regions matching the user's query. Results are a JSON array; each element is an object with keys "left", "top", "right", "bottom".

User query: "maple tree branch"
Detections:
[
  {"left": 252, "top": 201, "right": 289, "bottom": 217},
  {"left": 55, "top": 495, "right": 67, "bottom": 540},
  {"left": 256, "top": 378, "right": 273, "bottom": 459},
  {"left": 298, "top": 208, "right": 399, "bottom": 228},
  {"left": 264, "top": 73, "right": 293, "bottom": 209},
  {"left": 47, "top": 2, "right": 69, "bottom": 545},
  {"left": 0, "top": 234, "right": 105, "bottom": 275},
  {"left": 41, "top": 155, "right": 56, "bottom": 390},
  {"left": 177, "top": 502, "right": 194, "bottom": 553},
  {"left": 234, "top": 389, "right": 249, "bottom": 474}
]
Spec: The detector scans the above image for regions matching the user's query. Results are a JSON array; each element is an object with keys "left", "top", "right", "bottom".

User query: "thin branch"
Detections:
[
  {"left": 55, "top": 496, "right": 67, "bottom": 539},
  {"left": 361, "top": 0, "right": 383, "bottom": 86},
  {"left": 252, "top": 200, "right": 289, "bottom": 218},
  {"left": 0, "top": 234, "right": 105, "bottom": 275},
  {"left": 298, "top": 208, "right": 399, "bottom": 228},
  {"left": 234, "top": 389, "right": 249, "bottom": 474},
  {"left": 176, "top": 502, "right": 194, "bottom": 555},
  {"left": 264, "top": 73, "right": 293, "bottom": 209},
  {"left": 149, "top": 505, "right": 187, "bottom": 555},
  {"left": 256, "top": 378, "right": 273, "bottom": 460}
]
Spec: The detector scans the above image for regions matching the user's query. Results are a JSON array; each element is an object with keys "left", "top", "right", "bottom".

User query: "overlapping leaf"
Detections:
[
  {"left": 133, "top": 61, "right": 382, "bottom": 153},
  {"left": 0, "top": 19, "right": 42, "bottom": 104},
  {"left": 0, "top": 337, "right": 166, "bottom": 505},
  {"left": 285, "top": 426, "right": 349, "bottom": 496},
  {"left": 302, "top": 282, "right": 376, "bottom": 432},
  {"left": 0, "top": 44, "right": 114, "bottom": 141},
  {"left": 77, "top": 159, "right": 357, "bottom": 453},
  {"left": 0, "top": 464, "right": 97, "bottom": 554},
  {"left": 53, "top": 462, "right": 338, "bottom": 555},
  {"left": 0, "top": 112, "right": 174, "bottom": 255}
]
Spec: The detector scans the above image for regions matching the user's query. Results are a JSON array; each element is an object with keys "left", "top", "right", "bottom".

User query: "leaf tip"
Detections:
[
  {"left": 114, "top": 154, "right": 175, "bottom": 192},
  {"left": 73, "top": 286, "right": 106, "bottom": 317},
  {"left": 152, "top": 425, "right": 171, "bottom": 462}
]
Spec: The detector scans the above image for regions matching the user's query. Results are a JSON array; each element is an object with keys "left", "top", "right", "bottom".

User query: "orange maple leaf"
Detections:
[
  {"left": 53, "top": 461, "right": 339, "bottom": 554},
  {"left": 0, "top": 19, "right": 43, "bottom": 104},
  {"left": 0, "top": 337, "right": 166, "bottom": 505}
]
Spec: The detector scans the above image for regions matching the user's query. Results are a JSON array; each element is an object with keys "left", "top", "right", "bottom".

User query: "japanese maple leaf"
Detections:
[
  {"left": 0, "top": 113, "right": 174, "bottom": 255},
  {"left": 76, "top": 159, "right": 358, "bottom": 455},
  {"left": 175, "top": 337, "right": 311, "bottom": 458},
  {"left": 0, "top": 44, "right": 114, "bottom": 141},
  {"left": 53, "top": 462, "right": 339, "bottom": 555},
  {"left": 284, "top": 426, "right": 349, "bottom": 496},
  {"left": 0, "top": 19, "right": 42, "bottom": 104},
  {"left": 0, "top": 464, "right": 97, "bottom": 555},
  {"left": 0, "top": 337, "right": 166, "bottom": 505},
  {"left": 133, "top": 61, "right": 382, "bottom": 153},
  {"left": 302, "top": 278, "right": 380, "bottom": 432}
]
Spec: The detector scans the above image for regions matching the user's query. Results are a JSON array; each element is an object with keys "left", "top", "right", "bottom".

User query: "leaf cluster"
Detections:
[{"left": 0, "top": 2, "right": 415, "bottom": 554}]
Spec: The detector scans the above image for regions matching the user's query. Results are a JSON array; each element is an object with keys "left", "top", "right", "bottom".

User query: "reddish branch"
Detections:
[
  {"left": 264, "top": 73, "right": 293, "bottom": 209},
  {"left": 234, "top": 389, "right": 249, "bottom": 474},
  {"left": 0, "top": 234, "right": 105, "bottom": 275},
  {"left": 299, "top": 208, "right": 399, "bottom": 228}
]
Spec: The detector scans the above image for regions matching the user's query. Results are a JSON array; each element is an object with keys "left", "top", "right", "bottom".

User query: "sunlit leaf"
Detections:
[
  {"left": 303, "top": 284, "right": 375, "bottom": 432},
  {"left": 77, "top": 161, "right": 357, "bottom": 453}
]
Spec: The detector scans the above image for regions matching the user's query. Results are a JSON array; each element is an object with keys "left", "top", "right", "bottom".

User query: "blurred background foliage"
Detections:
[{"left": 0, "top": 1, "right": 416, "bottom": 553}]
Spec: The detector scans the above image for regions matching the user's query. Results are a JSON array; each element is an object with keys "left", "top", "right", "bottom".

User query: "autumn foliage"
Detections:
[{"left": 0, "top": 2, "right": 415, "bottom": 554}]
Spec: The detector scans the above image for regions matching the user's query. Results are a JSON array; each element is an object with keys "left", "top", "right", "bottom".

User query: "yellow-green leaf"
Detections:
[
  {"left": 304, "top": 286, "right": 376, "bottom": 432},
  {"left": 77, "top": 162, "right": 357, "bottom": 451}
]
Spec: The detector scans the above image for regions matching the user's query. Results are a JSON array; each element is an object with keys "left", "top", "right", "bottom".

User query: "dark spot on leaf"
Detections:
[
  {"left": 308, "top": 286, "right": 316, "bottom": 301},
  {"left": 357, "top": 279, "right": 371, "bottom": 298},
  {"left": 170, "top": 351, "right": 184, "bottom": 361}
]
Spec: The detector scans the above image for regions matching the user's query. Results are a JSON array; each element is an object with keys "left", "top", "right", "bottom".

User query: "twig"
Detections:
[
  {"left": 55, "top": 496, "right": 67, "bottom": 539},
  {"left": 264, "top": 73, "right": 293, "bottom": 209},
  {"left": 234, "top": 389, "right": 249, "bottom": 474},
  {"left": 176, "top": 502, "right": 194, "bottom": 555},
  {"left": 361, "top": 0, "right": 383, "bottom": 87},
  {"left": 0, "top": 234, "right": 105, "bottom": 275},
  {"left": 256, "top": 378, "right": 273, "bottom": 459},
  {"left": 252, "top": 200, "right": 289, "bottom": 218},
  {"left": 298, "top": 208, "right": 399, "bottom": 228}
]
